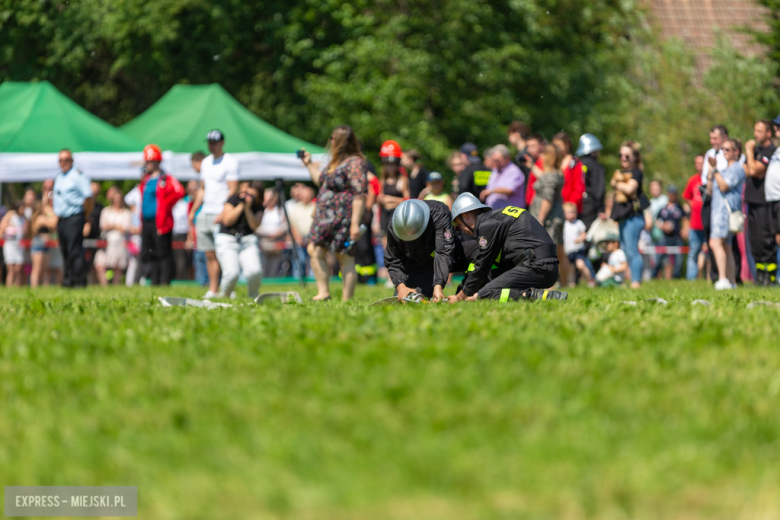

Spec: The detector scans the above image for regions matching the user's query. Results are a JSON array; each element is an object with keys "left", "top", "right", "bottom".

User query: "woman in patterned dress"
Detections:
[{"left": 300, "top": 125, "right": 368, "bottom": 301}]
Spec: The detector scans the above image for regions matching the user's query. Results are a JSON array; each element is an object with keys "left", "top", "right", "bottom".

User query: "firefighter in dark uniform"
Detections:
[
  {"left": 384, "top": 199, "right": 463, "bottom": 302},
  {"left": 576, "top": 133, "right": 606, "bottom": 230},
  {"left": 458, "top": 143, "right": 492, "bottom": 199},
  {"left": 448, "top": 193, "right": 568, "bottom": 302}
]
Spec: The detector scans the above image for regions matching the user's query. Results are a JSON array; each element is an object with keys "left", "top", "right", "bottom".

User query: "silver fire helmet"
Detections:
[
  {"left": 392, "top": 199, "right": 431, "bottom": 241},
  {"left": 575, "top": 133, "right": 603, "bottom": 157},
  {"left": 450, "top": 192, "right": 490, "bottom": 224}
]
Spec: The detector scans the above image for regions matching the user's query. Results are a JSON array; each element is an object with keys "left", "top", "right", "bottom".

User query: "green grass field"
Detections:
[{"left": 3, "top": 281, "right": 780, "bottom": 519}]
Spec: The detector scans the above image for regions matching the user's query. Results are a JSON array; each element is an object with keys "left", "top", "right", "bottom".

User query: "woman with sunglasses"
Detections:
[
  {"left": 707, "top": 139, "right": 745, "bottom": 290},
  {"left": 300, "top": 125, "right": 368, "bottom": 301},
  {"left": 610, "top": 141, "right": 650, "bottom": 288}
]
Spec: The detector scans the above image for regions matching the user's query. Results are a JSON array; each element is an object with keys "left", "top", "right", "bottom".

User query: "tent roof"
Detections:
[
  {"left": 0, "top": 81, "right": 144, "bottom": 153},
  {"left": 121, "top": 84, "right": 326, "bottom": 154}
]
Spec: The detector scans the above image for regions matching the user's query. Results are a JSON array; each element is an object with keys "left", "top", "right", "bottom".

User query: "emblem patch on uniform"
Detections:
[
  {"left": 444, "top": 230, "right": 453, "bottom": 242},
  {"left": 478, "top": 236, "right": 488, "bottom": 249}
]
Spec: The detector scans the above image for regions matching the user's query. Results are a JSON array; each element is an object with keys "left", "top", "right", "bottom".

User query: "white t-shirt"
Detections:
[
  {"left": 563, "top": 219, "right": 587, "bottom": 255},
  {"left": 172, "top": 198, "right": 190, "bottom": 235},
  {"left": 201, "top": 153, "right": 239, "bottom": 214},
  {"left": 286, "top": 200, "right": 315, "bottom": 237},
  {"left": 764, "top": 148, "right": 780, "bottom": 202},
  {"left": 257, "top": 205, "right": 286, "bottom": 238},
  {"left": 608, "top": 248, "right": 627, "bottom": 283}
]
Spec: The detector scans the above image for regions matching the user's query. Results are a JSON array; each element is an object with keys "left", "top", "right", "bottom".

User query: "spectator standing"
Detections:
[
  {"left": 171, "top": 181, "right": 193, "bottom": 280},
  {"left": 53, "top": 149, "right": 93, "bottom": 288},
  {"left": 423, "top": 172, "right": 453, "bottom": 208},
  {"left": 188, "top": 130, "right": 239, "bottom": 298},
  {"left": 287, "top": 184, "right": 316, "bottom": 279},
  {"left": 763, "top": 116, "right": 780, "bottom": 276},
  {"left": 458, "top": 143, "right": 492, "bottom": 199},
  {"left": 507, "top": 121, "right": 531, "bottom": 168},
  {"left": 188, "top": 152, "right": 209, "bottom": 287},
  {"left": 0, "top": 200, "right": 27, "bottom": 286},
  {"left": 610, "top": 141, "right": 649, "bottom": 288},
  {"left": 94, "top": 187, "right": 132, "bottom": 286},
  {"left": 552, "top": 132, "right": 585, "bottom": 214},
  {"left": 447, "top": 150, "right": 468, "bottom": 197},
  {"left": 482, "top": 144, "right": 526, "bottom": 210},
  {"left": 743, "top": 120, "right": 778, "bottom": 286},
  {"left": 137, "top": 144, "right": 185, "bottom": 286},
  {"left": 576, "top": 133, "right": 606, "bottom": 229},
  {"left": 563, "top": 202, "right": 595, "bottom": 287},
  {"left": 377, "top": 140, "right": 409, "bottom": 243},
  {"left": 22, "top": 188, "right": 36, "bottom": 220},
  {"left": 30, "top": 193, "right": 59, "bottom": 287},
  {"left": 529, "top": 144, "right": 565, "bottom": 267},
  {"left": 707, "top": 139, "right": 745, "bottom": 290},
  {"left": 123, "top": 186, "right": 143, "bottom": 286},
  {"left": 215, "top": 181, "right": 264, "bottom": 298},
  {"left": 647, "top": 179, "right": 668, "bottom": 277},
  {"left": 654, "top": 185, "right": 685, "bottom": 279},
  {"left": 682, "top": 155, "right": 706, "bottom": 280},
  {"left": 401, "top": 150, "right": 429, "bottom": 200},
  {"left": 40, "top": 179, "right": 63, "bottom": 280},
  {"left": 84, "top": 181, "right": 104, "bottom": 283},
  {"left": 256, "top": 188, "right": 287, "bottom": 278},
  {"left": 299, "top": 125, "right": 368, "bottom": 301},
  {"left": 523, "top": 134, "right": 545, "bottom": 208}
]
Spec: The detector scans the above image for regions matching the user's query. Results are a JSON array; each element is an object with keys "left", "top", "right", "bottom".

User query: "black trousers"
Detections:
[
  {"left": 748, "top": 202, "right": 779, "bottom": 271},
  {"left": 477, "top": 260, "right": 559, "bottom": 301},
  {"left": 172, "top": 232, "right": 191, "bottom": 281},
  {"left": 354, "top": 227, "right": 377, "bottom": 283},
  {"left": 57, "top": 213, "right": 87, "bottom": 287},
  {"left": 141, "top": 220, "right": 173, "bottom": 286}
]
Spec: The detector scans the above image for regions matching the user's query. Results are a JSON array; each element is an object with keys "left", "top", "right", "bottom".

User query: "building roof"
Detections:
[{"left": 649, "top": 0, "right": 770, "bottom": 70}]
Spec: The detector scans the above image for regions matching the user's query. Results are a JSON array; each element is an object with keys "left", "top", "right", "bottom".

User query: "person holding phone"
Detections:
[{"left": 214, "top": 181, "right": 265, "bottom": 298}]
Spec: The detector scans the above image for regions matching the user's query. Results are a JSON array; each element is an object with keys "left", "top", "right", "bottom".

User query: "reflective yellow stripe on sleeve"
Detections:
[
  {"left": 499, "top": 288, "right": 510, "bottom": 303},
  {"left": 769, "top": 263, "right": 778, "bottom": 271},
  {"left": 757, "top": 263, "right": 766, "bottom": 271},
  {"left": 542, "top": 290, "right": 549, "bottom": 301},
  {"left": 467, "top": 263, "right": 475, "bottom": 272}
]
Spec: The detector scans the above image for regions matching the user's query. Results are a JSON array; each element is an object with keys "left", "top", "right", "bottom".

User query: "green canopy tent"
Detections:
[
  {"left": 121, "top": 84, "right": 326, "bottom": 181},
  {"left": 0, "top": 81, "right": 145, "bottom": 182}
]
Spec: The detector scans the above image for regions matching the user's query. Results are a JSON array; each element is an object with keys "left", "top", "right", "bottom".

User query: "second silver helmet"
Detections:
[
  {"left": 575, "top": 133, "right": 603, "bottom": 157},
  {"left": 450, "top": 192, "right": 490, "bottom": 223},
  {"left": 392, "top": 199, "right": 431, "bottom": 241}
]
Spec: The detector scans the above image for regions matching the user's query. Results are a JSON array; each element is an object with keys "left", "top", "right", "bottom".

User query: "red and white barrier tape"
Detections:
[
  {"left": 0, "top": 238, "right": 293, "bottom": 251},
  {"left": 639, "top": 245, "right": 690, "bottom": 254}
]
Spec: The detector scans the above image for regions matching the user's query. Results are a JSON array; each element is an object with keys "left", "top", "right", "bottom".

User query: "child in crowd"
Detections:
[
  {"left": 595, "top": 232, "right": 628, "bottom": 287},
  {"left": 562, "top": 202, "right": 595, "bottom": 287},
  {"left": 423, "top": 171, "right": 453, "bottom": 209}
]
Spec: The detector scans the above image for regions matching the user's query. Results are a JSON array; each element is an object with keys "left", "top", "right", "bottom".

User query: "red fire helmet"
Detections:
[{"left": 143, "top": 144, "right": 163, "bottom": 162}]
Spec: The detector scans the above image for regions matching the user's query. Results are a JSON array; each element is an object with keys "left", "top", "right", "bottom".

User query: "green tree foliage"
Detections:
[{"left": 1, "top": 0, "right": 778, "bottom": 190}]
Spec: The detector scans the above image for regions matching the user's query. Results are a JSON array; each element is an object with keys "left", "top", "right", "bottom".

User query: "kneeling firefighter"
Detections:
[
  {"left": 385, "top": 199, "right": 464, "bottom": 303},
  {"left": 449, "top": 192, "right": 567, "bottom": 302}
]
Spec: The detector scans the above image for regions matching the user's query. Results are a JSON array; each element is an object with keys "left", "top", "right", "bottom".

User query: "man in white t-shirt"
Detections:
[
  {"left": 188, "top": 129, "right": 239, "bottom": 298},
  {"left": 763, "top": 115, "right": 780, "bottom": 203},
  {"left": 701, "top": 124, "right": 746, "bottom": 183}
]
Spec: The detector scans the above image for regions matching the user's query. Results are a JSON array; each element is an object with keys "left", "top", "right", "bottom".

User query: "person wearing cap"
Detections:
[
  {"left": 138, "top": 144, "right": 185, "bottom": 285},
  {"left": 384, "top": 199, "right": 464, "bottom": 302},
  {"left": 458, "top": 143, "right": 492, "bottom": 200},
  {"left": 653, "top": 184, "right": 685, "bottom": 279},
  {"left": 188, "top": 129, "right": 239, "bottom": 298},
  {"left": 448, "top": 193, "right": 567, "bottom": 302},
  {"left": 576, "top": 133, "right": 606, "bottom": 230},
  {"left": 53, "top": 148, "right": 94, "bottom": 288},
  {"left": 423, "top": 171, "right": 453, "bottom": 208},
  {"left": 377, "top": 140, "right": 409, "bottom": 248}
]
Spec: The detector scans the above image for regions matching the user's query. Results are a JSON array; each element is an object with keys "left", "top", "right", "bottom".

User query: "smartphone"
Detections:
[{"left": 296, "top": 150, "right": 305, "bottom": 159}]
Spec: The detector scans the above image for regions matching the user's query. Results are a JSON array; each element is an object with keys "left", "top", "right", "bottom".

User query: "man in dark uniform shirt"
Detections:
[
  {"left": 384, "top": 199, "right": 464, "bottom": 302},
  {"left": 458, "top": 143, "right": 492, "bottom": 200},
  {"left": 448, "top": 193, "right": 567, "bottom": 302},
  {"left": 576, "top": 133, "right": 606, "bottom": 230},
  {"left": 744, "top": 120, "right": 779, "bottom": 285}
]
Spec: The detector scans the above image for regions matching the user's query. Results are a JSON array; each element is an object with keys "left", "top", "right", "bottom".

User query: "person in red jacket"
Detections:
[
  {"left": 138, "top": 144, "right": 185, "bottom": 285},
  {"left": 552, "top": 132, "right": 585, "bottom": 214}
]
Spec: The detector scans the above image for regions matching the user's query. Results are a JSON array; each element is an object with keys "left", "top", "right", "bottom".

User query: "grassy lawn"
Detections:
[{"left": 2, "top": 281, "right": 780, "bottom": 519}]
